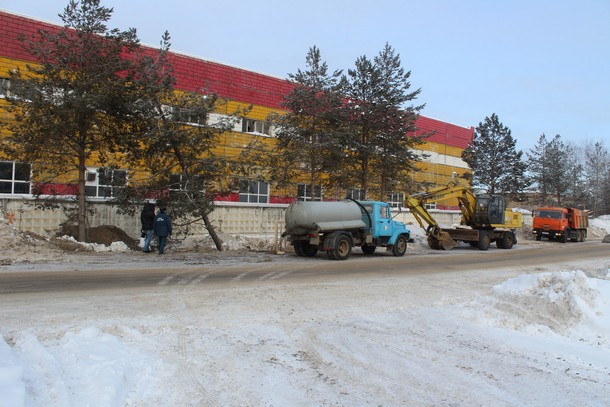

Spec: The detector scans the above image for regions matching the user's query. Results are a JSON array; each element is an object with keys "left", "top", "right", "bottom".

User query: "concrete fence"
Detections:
[{"left": 0, "top": 198, "right": 532, "bottom": 240}]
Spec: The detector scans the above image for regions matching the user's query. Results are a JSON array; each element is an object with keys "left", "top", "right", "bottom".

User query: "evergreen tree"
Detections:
[
  {"left": 266, "top": 46, "right": 346, "bottom": 198},
  {"left": 526, "top": 134, "right": 551, "bottom": 205},
  {"left": 584, "top": 142, "right": 609, "bottom": 215},
  {"left": 116, "top": 32, "right": 245, "bottom": 250},
  {"left": 462, "top": 113, "right": 527, "bottom": 195},
  {"left": 341, "top": 43, "right": 424, "bottom": 200},
  {"left": 544, "top": 135, "right": 572, "bottom": 205},
  {"left": 0, "top": 0, "right": 145, "bottom": 242},
  {"left": 563, "top": 143, "right": 586, "bottom": 207}
]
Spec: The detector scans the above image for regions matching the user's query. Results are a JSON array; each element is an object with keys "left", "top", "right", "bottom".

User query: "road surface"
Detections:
[{"left": 1, "top": 241, "right": 607, "bottom": 294}]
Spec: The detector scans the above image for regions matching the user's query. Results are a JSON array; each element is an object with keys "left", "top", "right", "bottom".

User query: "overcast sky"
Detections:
[{"left": 1, "top": 0, "right": 609, "bottom": 151}]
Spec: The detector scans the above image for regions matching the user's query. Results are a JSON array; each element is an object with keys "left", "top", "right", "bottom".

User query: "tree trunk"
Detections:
[
  {"left": 202, "top": 212, "right": 223, "bottom": 251},
  {"left": 77, "top": 155, "right": 87, "bottom": 242}
]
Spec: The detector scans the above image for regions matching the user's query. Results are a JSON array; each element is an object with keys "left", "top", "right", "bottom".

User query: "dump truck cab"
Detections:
[{"left": 532, "top": 207, "right": 588, "bottom": 242}]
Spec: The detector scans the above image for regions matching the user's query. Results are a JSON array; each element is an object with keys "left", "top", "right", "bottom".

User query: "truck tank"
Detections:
[{"left": 285, "top": 201, "right": 366, "bottom": 235}]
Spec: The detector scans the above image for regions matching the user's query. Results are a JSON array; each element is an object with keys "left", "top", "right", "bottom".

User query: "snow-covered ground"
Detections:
[{"left": 1, "top": 217, "right": 610, "bottom": 406}]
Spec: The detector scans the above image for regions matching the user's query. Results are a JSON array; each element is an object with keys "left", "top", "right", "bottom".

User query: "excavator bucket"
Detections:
[{"left": 427, "top": 231, "right": 457, "bottom": 250}]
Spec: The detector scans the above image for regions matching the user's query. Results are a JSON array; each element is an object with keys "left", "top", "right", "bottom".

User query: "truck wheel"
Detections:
[
  {"left": 561, "top": 229, "right": 569, "bottom": 243},
  {"left": 497, "top": 231, "right": 514, "bottom": 249},
  {"left": 477, "top": 231, "right": 491, "bottom": 251},
  {"left": 293, "top": 242, "right": 305, "bottom": 256},
  {"left": 496, "top": 237, "right": 504, "bottom": 249},
  {"left": 302, "top": 243, "right": 318, "bottom": 257},
  {"left": 535, "top": 234, "right": 541, "bottom": 241},
  {"left": 332, "top": 234, "right": 352, "bottom": 260},
  {"left": 361, "top": 244, "right": 376, "bottom": 255},
  {"left": 392, "top": 235, "right": 408, "bottom": 257}
]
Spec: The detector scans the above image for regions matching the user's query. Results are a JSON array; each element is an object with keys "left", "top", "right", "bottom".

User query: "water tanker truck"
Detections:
[{"left": 283, "top": 200, "right": 411, "bottom": 260}]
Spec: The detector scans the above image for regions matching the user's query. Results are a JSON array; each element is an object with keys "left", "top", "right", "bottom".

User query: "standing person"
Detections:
[
  {"left": 140, "top": 202, "right": 155, "bottom": 253},
  {"left": 153, "top": 206, "right": 172, "bottom": 255}
]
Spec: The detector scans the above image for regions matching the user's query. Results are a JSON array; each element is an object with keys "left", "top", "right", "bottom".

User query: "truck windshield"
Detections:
[{"left": 534, "top": 210, "right": 562, "bottom": 219}]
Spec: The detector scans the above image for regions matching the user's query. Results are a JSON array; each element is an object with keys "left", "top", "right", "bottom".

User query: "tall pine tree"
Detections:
[
  {"left": 266, "top": 46, "right": 346, "bottom": 198},
  {"left": 0, "top": 0, "right": 145, "bottom": 241},
  {"left": 584, "top": 142, "right": 608, "bottom": 214},
  {"left": 462, "top": 113, "right": 527, "bottom": 196},
  {"left": 341, "top": 43, "right": 424, "bottom": 200},
  {"left": 527, "top": 134, "right": 572, "bottom": 205}
]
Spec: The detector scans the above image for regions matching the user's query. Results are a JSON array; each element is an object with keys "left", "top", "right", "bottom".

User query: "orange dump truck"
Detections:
[{"left": 532, "top": 207, "right": 588, "bottom": 242}]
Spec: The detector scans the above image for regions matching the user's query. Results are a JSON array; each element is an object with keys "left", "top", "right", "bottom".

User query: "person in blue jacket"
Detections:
[{"left": 153, "top": 206, "right": 172, "bottom": 255}]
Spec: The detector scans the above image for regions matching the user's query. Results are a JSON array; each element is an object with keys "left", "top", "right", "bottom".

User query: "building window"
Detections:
[
  {"left": 174, "top": 107, "right": 207, "bottom": 126},
  {"left": 297, "top": 184, "right": 322, "bottom": 201},
  {"left": 346, "top": 188, "right": 362, "bottom": 200},
  {"left": 85, "top": 167, "right": 127, "bottom": 198},
  {"left": 0, "top": 78, "right": 8, "bottom": 98},
  {"left": 169, "top": 173, "right": 206, "bottom": 197},
  {"left": 0, "top": 77, "right": 31, "bottom": 100},
  {"left": 239, "top": 180, "right": 269, "bottom": 203},
  {"left": 242, "top": 118, "right": 271, "bottom": 136},
  {"left": 425, "top": 202, "right": 436, "bottom": 210},
  {"left": 0, "top": 161, "right": 31, "bottom": 194},
  {"left": 387, "top": 192, "right": 405, "bottom": 208}
]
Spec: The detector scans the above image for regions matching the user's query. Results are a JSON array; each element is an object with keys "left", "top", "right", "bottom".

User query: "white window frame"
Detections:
[
  {"left": 242, "top": 118, "right": 271, "bottom": 136},
  {"left": 169, "top": 173, "right": 206, "bottom": 194},
  {"left": 85, "top": 167, "right": 127, "bottom": 198},
  {"left": 0, "top": 161, "right": 31, "bottom": 195},
  {"left": 346, "top": 188, "right": 362, "bottom": 200},
  {"left": 0, "top": 77, "right": 8, "bottom": 98},
  {"left": 239, "top": 180, "right": 269, "bottom": 203},
  {"left": 387, "top": 192, "right": 405, "bottom": 208},
  {"left": 297, "top": 184, "right": 322, "bottom": 201}
]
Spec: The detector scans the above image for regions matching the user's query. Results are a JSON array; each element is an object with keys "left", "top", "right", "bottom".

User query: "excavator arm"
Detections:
[{"left": 404, "top": 181, "right": 478, "bottom": 250}]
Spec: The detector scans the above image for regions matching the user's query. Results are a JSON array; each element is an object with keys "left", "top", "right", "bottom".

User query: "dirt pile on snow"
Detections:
[
  {"left": 474, "top": 270, "right": 602, "bottom": 335},
  {"left": 57, "top": 224, "right": 139, "bottom": 250}
]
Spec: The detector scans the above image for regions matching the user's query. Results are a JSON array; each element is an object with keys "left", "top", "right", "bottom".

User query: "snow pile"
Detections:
[
  {"left": 590, "top": 214, "right": 610, "bottom": 233},
  {"left": 0, "top": 220, "right": 63, "bottom": 264},
  {"left": 1, "top": 327, "right": 164, "bottom": 407},
  {"left": 475, "top": 270, "right": 610, "bottom": 342},
  {"left": 57, "top": 236, "right": 131, "bottom": 253},
  {"left": 177, "top": 233, "right": 276, "bottom": 252},
  {"left": 590, "top": 214, "right": 610, "bottom": 241},
  {"left": 512, "top": 207, "right": 532, "bottom": 215},
  {"left": 0, "top": 220, "right": 47, "bottom": 250}
]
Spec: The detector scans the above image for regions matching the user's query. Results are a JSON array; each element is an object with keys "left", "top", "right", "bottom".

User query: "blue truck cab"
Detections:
[{"left": 358, "top": 200, "right": 411, "bottom": 250}]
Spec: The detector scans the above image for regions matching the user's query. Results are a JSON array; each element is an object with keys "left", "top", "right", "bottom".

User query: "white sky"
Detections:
[{"left": 1, "top": 0, "right": 609, "bottom": 151}]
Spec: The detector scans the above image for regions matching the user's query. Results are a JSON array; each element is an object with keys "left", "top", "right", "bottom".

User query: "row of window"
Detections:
[
  {"left": 1, "top": 161, "right": 431, "bottom": 208},
  {"left": 2, "top": 78, "right": 273, "bottom": 138}
]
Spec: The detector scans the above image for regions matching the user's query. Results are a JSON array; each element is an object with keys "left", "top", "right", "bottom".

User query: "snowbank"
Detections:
[
  {"left": 475, "top": 270, "right": 610, "bottom": 341},
  {"left": 2, "top": 270, "right": 609, "bottom": 406},
  {"left": 57, "top": 236, "right": 131, "bottom": 253},
  {"left": 591, "top": 214, "right": 610, "bottom": 235},
  {"left": 0, "top": 327, "right": 164, "bottom": 407}
]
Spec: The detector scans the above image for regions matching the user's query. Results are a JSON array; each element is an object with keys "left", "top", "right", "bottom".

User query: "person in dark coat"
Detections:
[
  {"left": 153, "top": 207, "right": 172, "bottom": 255},
  {"left": 140, "top": 203, "right": 155, "bottom": 253}
]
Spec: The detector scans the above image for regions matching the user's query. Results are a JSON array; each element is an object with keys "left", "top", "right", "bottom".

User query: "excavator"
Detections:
[{"left": 405, "top": 181, "right": 523, "bottom": 250}]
